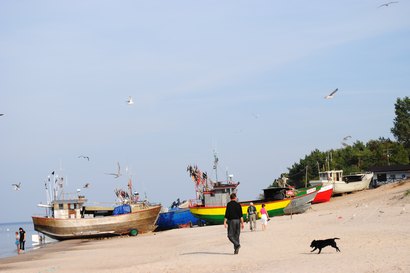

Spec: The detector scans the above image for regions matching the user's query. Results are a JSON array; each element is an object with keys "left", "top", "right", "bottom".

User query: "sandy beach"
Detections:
[{"left": 1, "top": 180, "right": 409, "bottom": 273}]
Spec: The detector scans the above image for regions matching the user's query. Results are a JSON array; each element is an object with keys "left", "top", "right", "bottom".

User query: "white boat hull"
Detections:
[
  {"left": 333, "top": 173, "right": 373, "bottom": 194},
  {"left": 310, "top": 171, "right": 374, "bottom": 195}
]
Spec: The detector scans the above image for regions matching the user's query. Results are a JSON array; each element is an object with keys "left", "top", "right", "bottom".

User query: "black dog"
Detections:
[{"left": 310, "top": 238, "right": 340, "bottom": 254}]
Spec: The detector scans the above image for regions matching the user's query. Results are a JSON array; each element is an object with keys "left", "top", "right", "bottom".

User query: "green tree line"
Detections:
[{"left": 272, "top": 96, "right": 410, "bottom": 188}]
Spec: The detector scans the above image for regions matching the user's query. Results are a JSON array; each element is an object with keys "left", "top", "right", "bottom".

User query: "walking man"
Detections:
[
  {"left": 247, "top": 202, "right": 257, "bottom": 231},
  {"left": 224, "top": 193, "right": 244, "bottom": 254}
]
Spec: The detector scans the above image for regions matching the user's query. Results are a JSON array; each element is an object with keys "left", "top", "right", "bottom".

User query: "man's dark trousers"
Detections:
[{"left": 227, "top": 219, "right": 241, "bottom": 248}]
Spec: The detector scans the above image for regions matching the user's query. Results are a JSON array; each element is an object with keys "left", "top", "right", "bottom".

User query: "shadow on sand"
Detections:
[{"left": 181, "top": 251, "right": 233, "bottom": 256}]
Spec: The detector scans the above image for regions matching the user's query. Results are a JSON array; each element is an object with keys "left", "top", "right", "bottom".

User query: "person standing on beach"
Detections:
[
  {"left": 15, "top": 231, "right": 20, "bottom": 254},
  {"left": 247, "top": 202, "right": 257, "bottom": 231},
  {"left": 224, "top": 193, "right": 244, "bottom": 254},
  {"left": 19, "top": 227, "right": 26, "bottom": 252},
  {"left": 260, "top": 204, "right": 269, "bottom": 231}
]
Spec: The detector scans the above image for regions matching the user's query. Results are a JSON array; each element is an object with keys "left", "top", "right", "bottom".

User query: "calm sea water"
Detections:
[{"left": 0, "top": 221, "right": 39, "bottom": 259}]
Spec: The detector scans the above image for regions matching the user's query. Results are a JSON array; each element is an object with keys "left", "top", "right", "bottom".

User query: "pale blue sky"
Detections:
[{"left": 1, "top": 1, "right": 409, "bottom": 222}]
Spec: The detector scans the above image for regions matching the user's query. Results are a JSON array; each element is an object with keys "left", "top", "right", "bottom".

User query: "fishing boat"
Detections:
[
  {"left": 309, "top": 170, "right": 374, "bottom": 195},
  {"left": 283, "top": 186, "right": 318, "bottom": 214},
  {"left": 186, "top": 162, "right": 315, "bottom": 225},
  {"left": 272, "top": 176, "right": 318, "bottom": 213},
  {"left": 155, "top": 199, "right": 204, "bottom": 231},
  {"left": 32, "top": 172, "right": 161, "bottom": 240},
  {"left": 188, "top": 181, "right": 292, "bottom": 225},
  {"left": 311, "top": 184, "right": 333, "bottom": 204}
]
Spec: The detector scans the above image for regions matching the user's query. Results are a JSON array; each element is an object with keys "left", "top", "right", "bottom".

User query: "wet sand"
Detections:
[{"left": 1, "top": 180, "right": 409, "bottom": 273}]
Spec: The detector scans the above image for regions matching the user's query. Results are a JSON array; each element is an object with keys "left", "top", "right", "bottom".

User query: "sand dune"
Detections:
[{"left": 1, "top": 180, "right": 409, "bottom": 273}]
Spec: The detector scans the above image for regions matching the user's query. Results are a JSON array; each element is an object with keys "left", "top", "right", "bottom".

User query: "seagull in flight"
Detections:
[
  {"left": 127, "top": 96, "right": 134, "bottom": 105},
  {"left": 0, "top": 114, "right": 4, "bottom": 116},
  {"left": 78, "top": 155, "right": 90, "bottom": 161},
  {"left": 252, "top": 113, "right": 260, "bottom": 119},
  {"left": 83, "top": 182, "right": 91, "bottom": 189},
  {"left": 324, "top": 88, "right": 338, "bottom": 99},
  {"left": 106, "top": 162, "right": 122, "bottom": 178},
  {"left": 343, "top": 135, "right": 352, "bottom": 141},
  {"left": 12, "top": 182, "right": 21, "bottom": 191},
  {"left": 378, "top": 1, "right": 398, "bottom": 8}
]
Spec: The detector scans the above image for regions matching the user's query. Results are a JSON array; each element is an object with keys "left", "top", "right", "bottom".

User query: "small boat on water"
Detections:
[
  {"left": 32, "top": 173, "right": 161, "bottom": 240},
  {"left": 155, "top": 199, "right": 204, "bottom": 231},
  {"left": 309, "top": 170, "right": 374, "bottom": 195}
]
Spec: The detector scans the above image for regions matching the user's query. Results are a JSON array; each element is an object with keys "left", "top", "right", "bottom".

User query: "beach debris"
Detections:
[
  {"left": 127, "top": 96, "right": 134, "bottom": 105},
  {"left": 324, "top": 88, "right": 338, "bottom": 99},
  {"left": 318, "top": 212, "right": 333, "bottom": 216},
  {"left": 12, "top": 182, "right": 21, "bottom": 191},
  {"left": 105, "top": 162, "right": 122, "bottom": 178},
  {"left": 78, "top": 155, "right": 90, "bottom": 161},
  {"left": 378, "top": 1, "right": 399, "bottom": 8}
]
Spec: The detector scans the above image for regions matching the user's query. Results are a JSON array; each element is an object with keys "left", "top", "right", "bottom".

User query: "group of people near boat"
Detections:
[
  {"left": 15, "top": 227, "right": 26, "bottom": 254},
  {"left": 246, "top": 202, "right": 270, "bottom": 231},
  {"left": 224, "top": 193, "right": 270, "bottom": 254}
]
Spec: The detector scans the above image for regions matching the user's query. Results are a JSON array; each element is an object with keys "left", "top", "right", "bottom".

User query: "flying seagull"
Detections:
[
  {"left": 127, "top": 96, "right": 134, "bottom": 105},
  {"left": 324, "top": 88, "right": 338, "bottom": 99},
  {"left": 378, "top": 1, "right": 398, "bottom": 8},
  {"left": 0, "top": 114, "right": 4, "bottom": 116},
  {"left": 78, "top": 155, "right": 90, "bottom": 161},
  {"left": 83, "top": 182, "right": 90, "bottom": 189},
  {"left": 343, "top": 135, "right": 352, "bottom": 141},
  {"left": 12, "top": 182, "right": 21, "bottom": 191},
  {"left": 106, "top": 162, "right": 122, "bottom": 178},
  {"left": 252, "top": 113, "right": 260, "bottom": 119}
]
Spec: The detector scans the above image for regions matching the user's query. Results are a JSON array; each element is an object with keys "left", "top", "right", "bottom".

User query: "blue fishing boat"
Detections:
[{"left": 156, "top": 200, "right": 204, "bottom": 231}]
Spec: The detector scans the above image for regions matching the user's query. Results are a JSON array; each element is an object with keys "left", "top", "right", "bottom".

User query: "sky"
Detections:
[{"left": 1, "top": 1, "right": 409, "bottom": 223}]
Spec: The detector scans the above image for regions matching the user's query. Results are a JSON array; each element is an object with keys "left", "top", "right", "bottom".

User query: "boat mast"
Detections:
[
  {"left": 305, "top": 165, "right": 308, "bottom": 188},
  {"left": 213, "top": 150, "right": 219, "bottom": 182}
]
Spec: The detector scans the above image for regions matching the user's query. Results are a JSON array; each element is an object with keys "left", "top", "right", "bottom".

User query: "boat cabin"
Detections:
[
  {"left": 51, "top": 196, "right": 87, "bottom": 219},
  {"left": 262, "top": 187, "right": 288, "bottom": 201},
  {"left": 202, "top": 182, "right": 238, "bottom": 207},
  {"left": 50, "top": 196, "right": 118, "bottom": 219},
  {"left": 309, "top": 170, "right": 344, "bottom": 186},
  {"left": 318, "top": 170, "right": 343, "bottom": 182}
]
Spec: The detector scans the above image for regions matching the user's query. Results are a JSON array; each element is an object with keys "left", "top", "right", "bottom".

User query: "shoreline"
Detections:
[{"left": 1, "top": 180, "right": 409, "bottom": 273}]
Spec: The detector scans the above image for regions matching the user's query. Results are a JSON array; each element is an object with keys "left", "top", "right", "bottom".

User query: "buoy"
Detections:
[{"left": 130, "top": 229, "right": 138, "bottom": 236}]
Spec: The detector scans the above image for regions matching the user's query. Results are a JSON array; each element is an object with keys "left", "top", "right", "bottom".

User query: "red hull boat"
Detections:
[{"left": 312, "top": 184, "right": 333, "bottom": 204}]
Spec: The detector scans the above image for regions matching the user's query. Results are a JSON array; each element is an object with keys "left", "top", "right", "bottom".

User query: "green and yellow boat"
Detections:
[
  {"left": 190, "top": 198, "right": 291, "bottom": 225},
  {"left": 187, "top": 164, "right": 317, "bottom": 225}
]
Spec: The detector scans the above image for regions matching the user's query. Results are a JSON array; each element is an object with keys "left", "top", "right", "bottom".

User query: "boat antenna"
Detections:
[
  {"left": 305, "top": 165, "right": 308, "bottom": 188},
  {"left": 213, "top": 150, "right": 219, "bottom": 182}
]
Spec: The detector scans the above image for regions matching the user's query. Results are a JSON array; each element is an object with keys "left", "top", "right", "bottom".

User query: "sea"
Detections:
[{"left": 0, "top": 221, "right": 53, "bottom": 259}]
